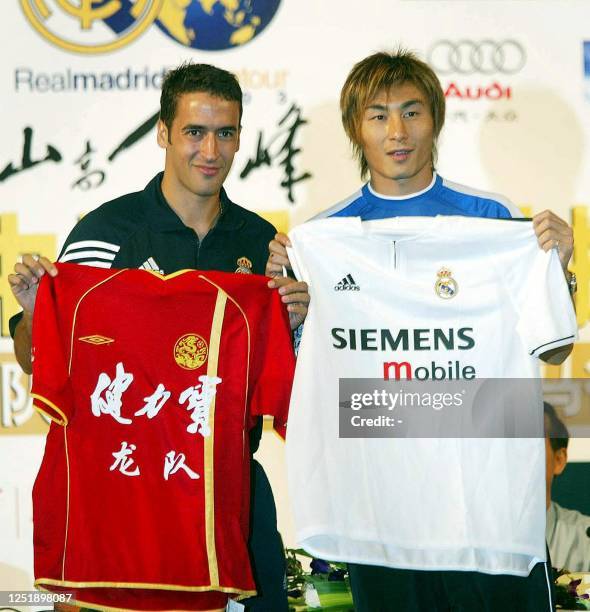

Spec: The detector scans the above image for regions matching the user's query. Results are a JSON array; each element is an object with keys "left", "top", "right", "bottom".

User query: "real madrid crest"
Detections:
[
  {"left": 235, "top": 256, "right": 253, "bottom": 274},
  {"left": 174, "top": 334, "right": 208, "bottom": 370},
  {"left": 434, "top": 267, "right": 458, "bottom": 300},
  {"left": 20, "top": 0, "right": 164, "bottom": 55}
]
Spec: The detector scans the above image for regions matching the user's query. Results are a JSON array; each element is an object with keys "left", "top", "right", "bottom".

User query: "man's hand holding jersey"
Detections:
[
  {"left": 267, "top": 233, "right": 293, "bottom": 276},
  {"left": 9, "top": 255, "right": 58, "bottom": 374},
  {"left": 532, "top": 209, "right": 574, "bottom": 272},
  {"left": 267, "top": 276, "right": 309, "bottom": 331},
  {"left": 9, "top": 254, "right": 58, "bottom": 314},
  {"left": 265, "top": 237, "right": 309, "bottom": 330},
  {"left": 531, "top": 210, "right": 575, "bottom": 363}
]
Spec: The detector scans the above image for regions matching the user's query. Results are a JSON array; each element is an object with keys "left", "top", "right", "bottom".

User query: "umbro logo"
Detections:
[
  {"left": 79, "top": 335, "right": 115, "bottom": 345},
  {"left": 334, "top": 274, "right": 360, "bottom": 291}
]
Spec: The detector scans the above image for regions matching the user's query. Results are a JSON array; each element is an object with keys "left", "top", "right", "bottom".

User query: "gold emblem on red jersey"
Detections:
[
  {"left": 434, "top": 267, "right": 458, "bottom": 300},
  {"left": 79, "top": 335, "right": 115, "bottom": 345},
  {"left": 174, "top": 334, "right": 208, "bottom": 370},
  {"left": 235, "top": 256, "right": 253, "bottom": 274}
]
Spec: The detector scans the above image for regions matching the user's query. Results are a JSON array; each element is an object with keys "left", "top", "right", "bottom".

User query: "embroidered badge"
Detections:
[
  {"left": 174, "top": 334, "right": 208, "bottom": 370},
  {"left": 235, "top": 256, "right": 253, "bottom": 274},
  {"left": 434, "top": 267, "right": 458, "bottom": 300}
]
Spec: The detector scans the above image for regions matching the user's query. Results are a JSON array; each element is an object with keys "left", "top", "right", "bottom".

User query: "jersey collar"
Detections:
[
  {"left": 146, "top": 172, "right": 245, "bottom": 233},
  {"left": 365, "top": 172, "right": 439, "bottom": 201}
]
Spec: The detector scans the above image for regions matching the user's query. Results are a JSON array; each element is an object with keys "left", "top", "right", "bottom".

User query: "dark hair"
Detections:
[
  {"left": 340, "top": 48, "right": 446, "bottom": 179},
  {"left": 544, "top": 401, "right": 569, "bottom": 452},
  {"left": 160, "top": 62, "right": 242, "bottom": 132}
]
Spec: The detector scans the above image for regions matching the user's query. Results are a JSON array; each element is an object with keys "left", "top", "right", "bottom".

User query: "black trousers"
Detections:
[
  {"left": 348, "top": 557, "right": 555, "bottom": 612},
  {"left": 242, "top": 459, "right": 288, "bottom": 612}
]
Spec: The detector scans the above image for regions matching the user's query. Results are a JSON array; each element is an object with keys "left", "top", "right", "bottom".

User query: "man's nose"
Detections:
[
  {"left": 202, "top": 132, "right": 219, "bottom": 160},
  {"left": 387, "top": 115, "right": 408, "bottom": 141}
]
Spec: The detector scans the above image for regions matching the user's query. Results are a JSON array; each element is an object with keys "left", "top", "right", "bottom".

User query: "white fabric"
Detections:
[{"left": 286, "top": 216, "right": 577, "bottom": 577}]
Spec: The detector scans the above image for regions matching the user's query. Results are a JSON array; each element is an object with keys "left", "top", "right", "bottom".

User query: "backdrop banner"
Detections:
[{"left": 1, "top": 0, "right": 589, "bottom": 595}]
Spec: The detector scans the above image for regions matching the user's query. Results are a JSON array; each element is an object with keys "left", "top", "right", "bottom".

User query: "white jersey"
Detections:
[{"left": 286, "top": 216, "right": 577, "bottom": 577}]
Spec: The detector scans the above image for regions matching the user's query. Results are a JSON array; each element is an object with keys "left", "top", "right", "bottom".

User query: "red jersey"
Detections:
[{"left": 31, "top": 263, "right": 294, "bottom": 611}]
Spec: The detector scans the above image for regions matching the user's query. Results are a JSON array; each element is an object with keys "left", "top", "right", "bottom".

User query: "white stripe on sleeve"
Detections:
[
  {"left": 60, "top": 250, "right": 118, "bottom": 263},
  {"left": 78, "top": 261, "right": 112, "bottom": 268},
  {"left": 61, "top": 240, "right": 120, "bottom": 258}
]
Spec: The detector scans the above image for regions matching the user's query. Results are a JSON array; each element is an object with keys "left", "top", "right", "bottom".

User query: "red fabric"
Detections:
[{"left": 31, "top": 263, "right": 294, "bottom": 611}]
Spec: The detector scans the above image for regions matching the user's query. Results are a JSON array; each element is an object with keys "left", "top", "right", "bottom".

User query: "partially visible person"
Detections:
[
  {"left": 268, "top": 48, "right": 577, "bottom": 612},
  {"left": 267, "top": 52, "right": 575, "bottom": 365},
  {"left": 545, "top": 401, "right": 590, "bottom": 572},
  {"left": 9, "top": 61, "right": 309, "bottom": 612}
]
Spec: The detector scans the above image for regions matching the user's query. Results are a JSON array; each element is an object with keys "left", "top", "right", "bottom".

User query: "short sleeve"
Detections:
[
  {"left": 31, "top": 268, "right": 75, "bottom": 425},
  {"left": 56, "top": 209, "right": 121, "bottom": 267},
  {"left": 515, "top": 248, "right": 577, "bottom": 357},
  {"left": 286, "top": 238, "right": 309, "bottom": 285},
  {"left": 248, "top": 287, "right": 295, "bottom": 438}
]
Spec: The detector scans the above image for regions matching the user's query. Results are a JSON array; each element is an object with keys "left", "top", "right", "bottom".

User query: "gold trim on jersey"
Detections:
[
  {"left": 62, "top": 428, "right": 71, "bottom": 580},
  {"left": 197, "top": 276, "right": 252, "bottom": 581},
  {"left": 35, "top": 578, "right": 256, "bottom": 595},
  {"left": 203, "top": 289, "right": 227, "bottom": 587},
  {"left": 30, "top": 393, "right": 68, "bottom": 426},
  {"left": 69, "top": 269, "right": 127, "bottom": 374},
  {"left": 144, "top": 268, "right": 193, "bottom": 281},
  {"left": 30, "top": 397, "right": 71, "bottom": 579},
  {"left": 197, "top": 276, "right": 252, "bottom": 425},
  {"left": 34, "top": 578, "right": 258, "bottom": 612}
]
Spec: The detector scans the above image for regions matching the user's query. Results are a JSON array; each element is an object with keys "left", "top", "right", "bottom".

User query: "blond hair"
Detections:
[{"left": 340, "top": 49, "right": 445, "bottom": 178}]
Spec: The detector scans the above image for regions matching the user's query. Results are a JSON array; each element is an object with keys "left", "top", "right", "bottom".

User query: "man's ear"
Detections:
[
  {"left": 157, "top": 119, "right": 170, "bottom": 149},
  {"left": 554, "top": 447, "right": 568, "bottom": 477}
]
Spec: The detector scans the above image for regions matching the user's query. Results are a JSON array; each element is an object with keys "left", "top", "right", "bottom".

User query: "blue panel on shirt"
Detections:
[{"left": 328, "top": 175, "right": 515, "bottom": 220}]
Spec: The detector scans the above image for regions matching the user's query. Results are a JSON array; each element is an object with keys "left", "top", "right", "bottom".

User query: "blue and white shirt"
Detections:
[{"left": 316, "top": 173, "right": 522, "bottom": 220}]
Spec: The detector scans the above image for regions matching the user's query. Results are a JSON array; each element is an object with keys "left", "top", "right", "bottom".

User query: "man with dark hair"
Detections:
[
  {"left": 545, "top": 401, "right": 590, "bottom": 572},
  {"left": 159, "top": 61, "right": 244, "bottom": 132},
  {"left": 268, "top": 49, "right": 576, "bottom": 611},
  {"left": 10, "top": 61, "right": 308, "bottom": 611}
]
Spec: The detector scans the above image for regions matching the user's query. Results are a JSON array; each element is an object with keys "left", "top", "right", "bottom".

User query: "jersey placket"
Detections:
[{"left": 388, "top": 235, "right": 410, "bottom": 277}]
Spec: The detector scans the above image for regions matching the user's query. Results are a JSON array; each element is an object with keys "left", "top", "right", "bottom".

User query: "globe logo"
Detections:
[
  {"left": 155, "top": 0, "right": 281, "bottom": 51},
  {"left": 20, "top": 0, "right": 280, "bottom": 55}
]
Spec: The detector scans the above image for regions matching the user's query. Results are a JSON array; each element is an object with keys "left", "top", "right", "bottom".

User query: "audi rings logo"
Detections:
[{"left": 428, "top": 40, "right": 526, "bottom": 75}]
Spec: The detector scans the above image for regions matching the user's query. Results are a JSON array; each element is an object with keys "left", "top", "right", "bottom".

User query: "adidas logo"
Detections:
[
  {"left": 140, "top": 257, "right": 164, "bottom": 274},
  {"left": 334, "top": 274, "right": 360, "bottom": 291}
]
